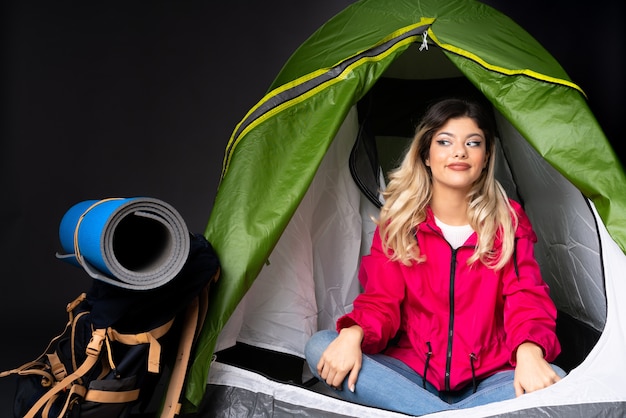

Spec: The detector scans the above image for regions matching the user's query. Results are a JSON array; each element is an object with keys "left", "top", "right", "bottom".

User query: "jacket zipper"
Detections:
[
  {"left": 424, "top": 223, "right": 473, "bottom": 391},
  {"left": 445, "top": 247, "right": 457, "bottom": 391}
]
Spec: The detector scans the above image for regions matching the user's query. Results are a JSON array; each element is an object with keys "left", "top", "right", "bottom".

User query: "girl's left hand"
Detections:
[{"left": 513, "top": 341, "right": 561, "bottom": 396}]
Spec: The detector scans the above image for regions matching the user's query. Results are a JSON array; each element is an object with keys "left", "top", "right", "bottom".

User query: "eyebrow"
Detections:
[{"left": 436, "top": 131, "right": 484, "bottom": 139}]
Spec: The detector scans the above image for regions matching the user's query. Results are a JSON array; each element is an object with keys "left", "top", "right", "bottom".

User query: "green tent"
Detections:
[{"left": 185, "top": 0, "right": 626, "bottom": 415}]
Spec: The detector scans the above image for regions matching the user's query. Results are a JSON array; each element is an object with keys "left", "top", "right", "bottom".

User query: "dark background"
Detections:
[{"left": 1, "top": 0, "right": 623, "bottom": 414}]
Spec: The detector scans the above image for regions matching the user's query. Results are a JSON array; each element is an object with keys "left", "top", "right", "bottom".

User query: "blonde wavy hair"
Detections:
[{"left": 377, "top": 98, "right": 517, "bottom": 270}]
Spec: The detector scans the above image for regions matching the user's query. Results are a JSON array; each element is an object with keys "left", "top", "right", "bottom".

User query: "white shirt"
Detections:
[{"left": 434, "top": 217, "right": 474, "bottom": 249}]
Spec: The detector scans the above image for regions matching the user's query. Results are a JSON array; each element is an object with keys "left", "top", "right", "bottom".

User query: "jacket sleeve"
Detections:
[
  {"left": 336, "top": 226, "right": 406, "bottom": 354},
  {"left": 503, "top": 204, "right": 561, "bottom": 365}
]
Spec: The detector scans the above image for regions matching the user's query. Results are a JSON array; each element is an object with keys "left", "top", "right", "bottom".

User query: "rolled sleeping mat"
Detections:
[{"left": 56, "top": 197, "right": 190, "bottom": 290}]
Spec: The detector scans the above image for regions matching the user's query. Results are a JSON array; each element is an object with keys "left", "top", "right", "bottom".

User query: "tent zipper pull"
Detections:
[{"left": 419, "top": 31, "right": 429, "bottom": 51}]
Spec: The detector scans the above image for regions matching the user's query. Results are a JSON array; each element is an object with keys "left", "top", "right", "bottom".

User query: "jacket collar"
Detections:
[{"left": 418, "top": 206, "right": 480, "bottom": 248}]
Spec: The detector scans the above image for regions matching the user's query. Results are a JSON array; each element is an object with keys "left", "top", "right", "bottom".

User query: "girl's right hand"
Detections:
[{"left": 316, "top": 325, "right": 364, "bottom": 392}]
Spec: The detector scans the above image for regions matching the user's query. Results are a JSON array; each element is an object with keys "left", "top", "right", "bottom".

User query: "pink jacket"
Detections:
[{"left": 337, "top": 199, "right": 560, "bottom": 391}]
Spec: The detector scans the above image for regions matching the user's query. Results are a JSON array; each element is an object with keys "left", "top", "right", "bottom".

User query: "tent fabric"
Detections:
[
  {"left": 203, "top": 362, "right": 626, "bottom": 418},
  {"left": 184, "top": 0, "right": 626, "bottom": 414},
  {"left": 201, "top": 111, "right": 624, "bottom": 416}
]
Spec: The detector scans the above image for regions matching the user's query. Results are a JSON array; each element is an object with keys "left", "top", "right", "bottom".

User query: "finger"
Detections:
[
  {"left": 348, "top": 367, "right": 359, "bottom": 392},
  {"left": 328, "top": 371, "right": 344, "bottom": 390},
  {"left": 316, "top": 359, "right": 324, "bottom": 376},
  {"left": 347, "top": 356, "right": 362, "bottom": 392},
  {"left": 514, "top": 380, "right": 524, "bottom": 397},
  {"left": 318, "top": 361, "right": 330, "bottom": 381},
  {"left": 539, "top": 370, "right": 561, "bottom": 388},
  {"left": 324, "top": 369, "right": 333, "bottom": 385}
]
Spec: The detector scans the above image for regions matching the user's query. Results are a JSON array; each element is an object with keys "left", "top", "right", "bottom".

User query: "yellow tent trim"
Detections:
[
  {"left": 220, "top": 20, "right": 434, "bottom": 177},
  {"left": 426, "top": 28, "right": 585, "bottom": 96}
]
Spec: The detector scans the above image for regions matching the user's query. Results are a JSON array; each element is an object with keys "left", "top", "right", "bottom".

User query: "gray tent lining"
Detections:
[
  {"left": 208, "top": 97, "right": 607, "bottom": 415},
  {"left": 347, "top": 76, "right": 604, "bottom": 371}
]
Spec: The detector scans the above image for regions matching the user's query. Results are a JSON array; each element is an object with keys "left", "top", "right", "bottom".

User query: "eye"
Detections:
[
  {"left": 436, "top": 139, "right": 451, "bottom": 146},
  {"left": 466, "top": 140, "right": 482, "bottom": 147}
]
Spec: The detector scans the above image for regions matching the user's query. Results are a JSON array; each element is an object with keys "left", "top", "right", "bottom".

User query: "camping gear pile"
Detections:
[{"left": 1, "top": 197, "right": 219, "bottom": 418}]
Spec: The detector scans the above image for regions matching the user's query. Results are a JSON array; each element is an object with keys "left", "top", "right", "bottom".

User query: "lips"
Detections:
[{"left": 447, "top": 163, "right": 471, "bottom": 170}]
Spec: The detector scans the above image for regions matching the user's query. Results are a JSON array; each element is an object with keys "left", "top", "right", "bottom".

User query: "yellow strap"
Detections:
[
  {"left": 53, "top": 384, "right": 86, "bottom": 418},
  {"left": 14, "top": 367, "right": 55, "bottom": 388},
  {"left": 24, "top": 329, "right": 106, "bottom": 418},
  {"left": 1, "top": 293, "right": 85, "bottom": 380},
  {"left": 98, "top": 353, "right": 112, "bottom": 380},
  {"left": 41, "top": 390, "right": 59, "bottom": 418},
  {"left": 160, "top": 270, "right": 219, "bottom": 417},
  {"left": 108, "top": 318, "right": 174, "bottom": 345},
  {"left": 72, "top": 198, "right": 123, "bottom": 267},
  {"left": 84, "top": 388, "right": 140, "bottom": 403},
  {"left": 104, "top": 332, "right": 117, "bottom": 371},
  {"left": 71, "top": 311, "right": 90, "bottom": 373},
  {"left": 66, "top": 293, "right": 87, "bottom": 314},
  {"left": 46, "top": 352, "right": 67, "bottom": 382},
  {"left": 0, "top": 292, "right": 90, "bottom": 388},
  {"left": 1, "top": 360, "right": 51, "bottom": 381},
  {"left": 160, "top": 296, "right": 200, "bottom": 418},
  {"left": 107, "top": 318, "right": 175, "bottom": 374}
]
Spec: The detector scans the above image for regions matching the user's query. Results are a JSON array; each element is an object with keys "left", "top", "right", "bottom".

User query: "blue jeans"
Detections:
[{"left": 304, "top": 330, "right": 566, "bottom": 416}]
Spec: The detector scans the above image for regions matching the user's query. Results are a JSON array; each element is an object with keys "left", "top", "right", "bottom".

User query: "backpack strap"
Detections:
[
  {"left": 107, "top": 318, "right": 175, "bottom": 374},
  {"left": 70, "top": 311, "right": 90, "bottom": 373},
  {"left": 160, "top": 294, "right": 200, "bottom": 417},
  {"left": 46, "top": 352, "right": 68, "bottom": 382},
  {"left": 0, "top": 294, "right": 87, "bottom": 383},
  {"left": 84, "top": 387, "right": 140, "bottom": 403},
  {"left": 24, "top": 328, "right": 107, "bottom": 418},
  {"left": 160, "top": 269, "right": 219, "bottom": 418},
  {"left": 49, "top": 383, "right": 86, "bottom": 418},
  {"left": 0, "top": 359, "right": 54, "bottom": 386}
]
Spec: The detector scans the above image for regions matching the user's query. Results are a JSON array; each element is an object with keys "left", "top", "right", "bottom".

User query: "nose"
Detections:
[{"left": 453, "top": 143, "right": 467, "bottom": 158}]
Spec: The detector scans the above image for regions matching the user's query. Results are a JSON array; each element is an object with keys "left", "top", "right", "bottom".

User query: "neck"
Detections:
[{"left": 430, "top": 188, "right": 469, "bottom": 226}]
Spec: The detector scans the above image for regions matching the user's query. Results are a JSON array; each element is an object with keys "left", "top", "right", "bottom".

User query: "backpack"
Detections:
[{"left": 1, "top": 232, "right": 220, "bottom": 418}]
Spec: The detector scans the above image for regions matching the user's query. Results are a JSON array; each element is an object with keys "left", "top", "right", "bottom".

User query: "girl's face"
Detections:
[{"left": 425, "top": 116, "right": 489, "bottom": 194}]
